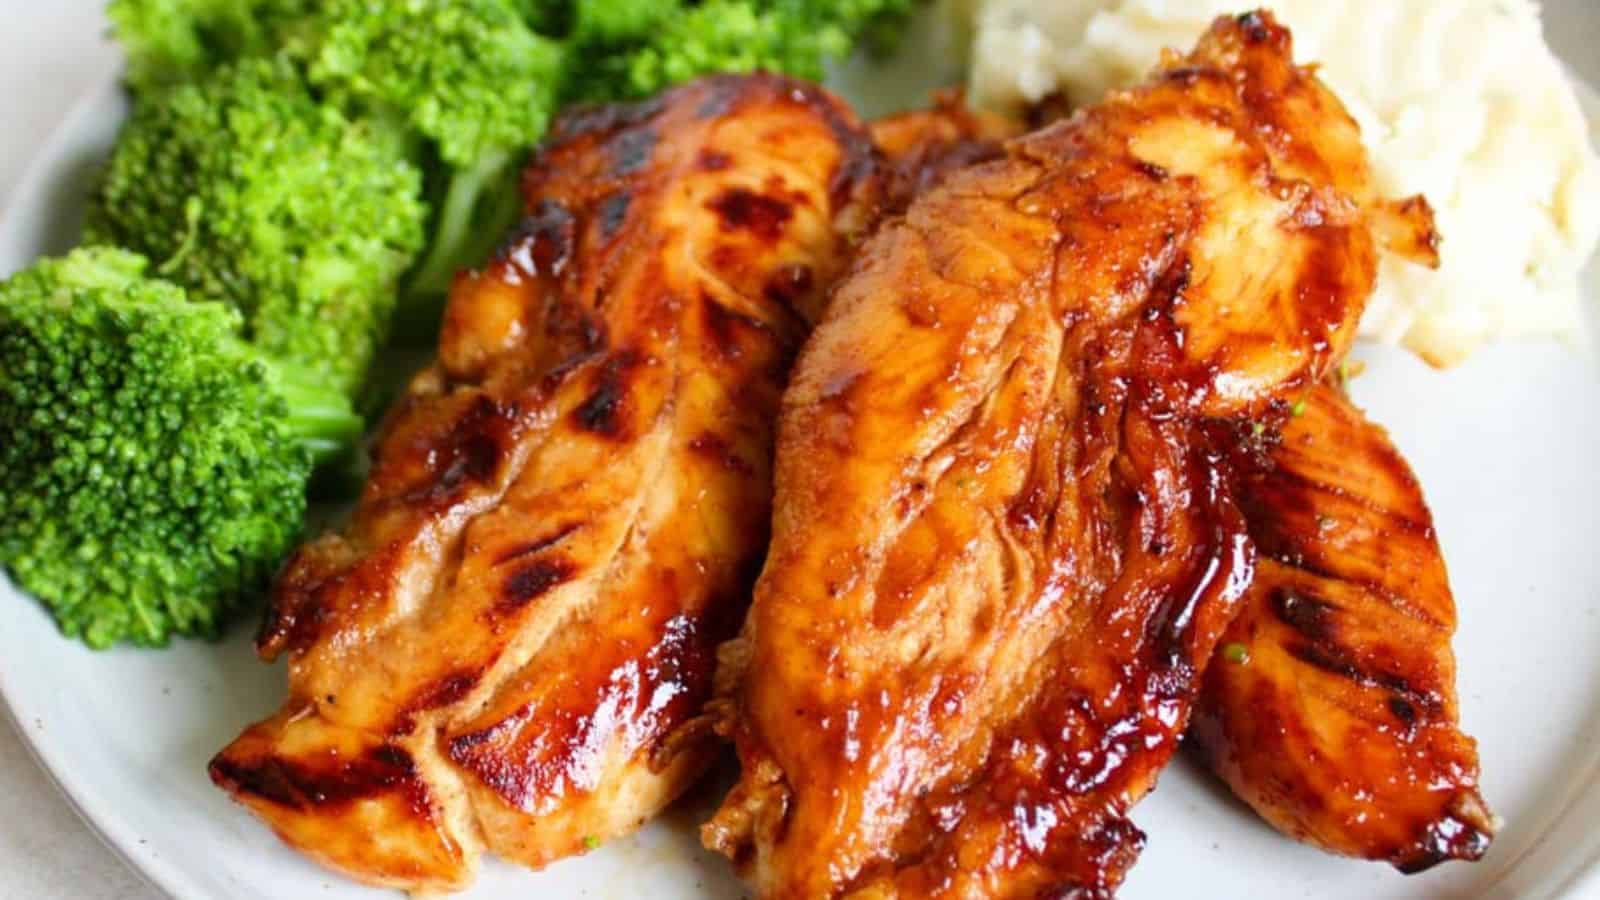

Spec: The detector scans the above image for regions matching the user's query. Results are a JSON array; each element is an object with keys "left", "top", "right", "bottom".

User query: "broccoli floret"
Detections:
[
  {"left": 101, "top": 0, "right": 913, "bottom": 330},
  {"left": 87, "top": 55, "right": 427, "bottom": 398},
  {"left": 515, "top": 0, "right": 575, "bottom": 35},
  {"left": 568, "top": 0, "right": 675, "bottom": 45},
  {"left": 107, "top": 0, "right": 316, "bottom": 90},
  {"left": 306, "top": 0, "right": 567, "bottom": 301},
  {"left": 0, "top": 248, "right": 362, "bottom": 648},
  {"left": 569, "top": 0, "right": 918, "bottom": 101},
  {"left": 623, "top": 3, "right": 831, "bottom": 96},
  {"left": 98, "top": 0, "right": 916, "bottom": 357}
]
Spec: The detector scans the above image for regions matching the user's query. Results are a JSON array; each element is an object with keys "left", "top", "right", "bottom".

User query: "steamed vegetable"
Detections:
[
  {"left": 307, "top": 0, "right": 566, "bottom": 298},
  {"left": 12, "top": 0, "right": 918, "bottom": 647},
  {"left": 575, "top": 0, "right": 918, "bottom": 101},
  {"left": 107, "top": 0, "right": 316, "bottom": 90},
  {"left": 103, "top": 0, "right": 569, "bottom": 329},
  {"left": 87, "top": 55, "right": 427, "bottom": 397},
  {"left": 0, "top": 248, "right": 361, "bottom": 648},
  {"left": 101, "top": 0, "right": 915, "bottom": 315}
]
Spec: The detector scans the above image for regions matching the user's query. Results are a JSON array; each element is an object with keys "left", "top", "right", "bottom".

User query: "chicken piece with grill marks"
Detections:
[
  {"left": 208, "top": 74, "right": 881, "bottom": 893},
  {"left": 704, "top": 13, "right": 1439, "bottom": 898},
  {"left": 1192, "top": 383, "right": 1496, "bottom": 871}
]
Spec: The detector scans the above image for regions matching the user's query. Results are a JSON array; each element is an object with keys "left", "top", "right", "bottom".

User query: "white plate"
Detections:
[{"left": 4, "top": 10, "right": 1600, "bottom": 900}]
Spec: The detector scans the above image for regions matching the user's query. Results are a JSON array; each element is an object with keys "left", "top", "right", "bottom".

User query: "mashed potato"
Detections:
[{"left": 952, "top": 0, "right": 1600, "bottom": 365}]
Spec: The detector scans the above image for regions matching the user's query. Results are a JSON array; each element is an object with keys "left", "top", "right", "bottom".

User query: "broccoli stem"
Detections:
[
  {"left": 262, "top": 358, "right": 365, "bottom": 465},
  {"left": 405, "top": 149, "right": 521, "bottom": 309}
]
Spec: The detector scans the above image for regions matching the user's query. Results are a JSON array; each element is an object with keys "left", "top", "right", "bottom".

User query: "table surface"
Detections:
[{"left": 4, "top": 4, "right": 1600, "bottom": 900}]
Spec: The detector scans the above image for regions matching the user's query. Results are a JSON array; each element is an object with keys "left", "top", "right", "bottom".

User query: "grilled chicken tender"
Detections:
[
  {"left": 1193, "top": 384, "right": 1495, "bottom": 871},
  {"left": 869, "top": 92, "right": 1023, "bottom": 215},
  {"left": 704, "top": 13, "right": 1436, "bottom": 897},
  {"left": 209, "top": 74, "right": 879, "bottom": 892}
]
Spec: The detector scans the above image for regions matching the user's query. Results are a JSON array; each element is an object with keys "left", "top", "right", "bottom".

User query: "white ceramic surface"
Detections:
[{"left": 4, "top": 9, "right": 1600, "bottom": 900}]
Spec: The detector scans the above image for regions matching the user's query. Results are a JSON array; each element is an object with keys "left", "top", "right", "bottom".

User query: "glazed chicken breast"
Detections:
[
  {"left": 1192, "top": 383, "right": 1496, "bottom": 870},
  {"left": 868, "top": 92, "right": 1023, "bottom": 216},
  {"left": 705, "top": 13, "right": 1436, "bottom": 898},
  {"left": 210, "top": 74, "right": 880, "bottom": 892}
]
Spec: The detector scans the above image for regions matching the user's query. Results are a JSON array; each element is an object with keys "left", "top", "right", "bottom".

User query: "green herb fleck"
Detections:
[
  {"left": 583, "top": 835, "right": 601, "bottom": 850},
  {"left": 1291, "top": 397, "right": 1307, "bottom": 417},
  {"left": 1222, "top": 642, "right": 1250, "bottom": 665}
]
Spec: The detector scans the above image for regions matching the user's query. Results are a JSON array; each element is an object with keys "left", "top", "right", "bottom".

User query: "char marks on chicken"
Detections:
[
  {"left": 210, "top": 73, "right": 882, "bottom": 892},
  {"left": 704, "top": 13, "right": 1441, "bottom": 898},
  {"left": 1193, "top": 384, "right": 1495, "bottom": 872}
]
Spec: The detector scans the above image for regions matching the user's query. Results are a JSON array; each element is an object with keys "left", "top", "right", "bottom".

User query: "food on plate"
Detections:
[
  {"left": 868, "top": 91, "right": 1024, "bottom": 212},
  {"left": 106, "top": 0, "right": 916, "bottom": 304},
  {"left": 0, "top": 0, "right": 1548, "bottom": 891},
  {"left": 955, "top": 0, "right": 1600, "bottom": 366},
  {"left": 106, "top": 0, "right": 317, "bottom": 90},
  {"left": 210, "top": 74, "right": 882, "bottom": 891},
  {"left": 1194, "top": 383, "right": 1495, "bottom": 871},
  {"left": 268, "top": 0, "right": 569, "bottom": 298},
  {"left": 0, "top": 248, "right": 360, "bottom": 648},
  {"left": 704, "top": 13, "right": 1441, "bottom": 896},
  {"left": 8, "top": 0, "right": 917, "bottom": 650},
  {"left": 103, "top": 0, "right": 566, "bottom": 331},
  {"left": 87, "top": 55, "right": 428, "bottom": 397},
  {"left": 558, "top": 0, "right": 915, "bottom": 103}
]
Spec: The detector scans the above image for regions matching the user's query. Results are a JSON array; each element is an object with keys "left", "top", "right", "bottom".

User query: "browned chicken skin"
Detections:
[
  {"left": 1192, "top": 383, "right": 1496, "bottom": 871},
  {"left": 704, "top": 13, "right": 1438, "bottom": 898},
  {"left": 209, "top": 74, "right": 882, "bottom": 892},
  {"left": 869, "top": 92, "right": 1024, "bottom": 215}
]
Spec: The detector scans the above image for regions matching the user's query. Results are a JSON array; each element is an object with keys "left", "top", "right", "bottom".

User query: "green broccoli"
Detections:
[
  {"left": 86, "top": 55, "right": 427, "bottom": 398},
  {"left": 568, "top": 0, "right": 676, "bottom": 45},
  {"left": 105, "top": 0, "right": 568, "bottom": 331},
  {"left": 568, "top": 0, "right": 918, "bottom": 101},
  {"left": 106, "top": 0, "right": 317, "bottom": 91},
  {"left": 25, "top": 0, "right": 922, "bottom": 650},
  {"left": 513, "top": 0, "right": 575, "bottom": 35},
  {"left": 0, "top": 248, "right": 362, "bottom": 648},
  {"left": 305, "top": 0, "right": 567, "bottom": 301},
  {"left": 99, "top": 0, "right": 912, "bottom": 333}
]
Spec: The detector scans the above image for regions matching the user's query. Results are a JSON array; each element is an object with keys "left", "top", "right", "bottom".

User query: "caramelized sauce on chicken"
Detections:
[
  {"left": 210, "top": 74, "right": 881, "bottom": 892},
  {"left": 205, "top": 15, "right": 1488, "bottom": 896},
  {"left": 1193, "top": 383, "right": 1495, "bottom": 871},
  {"left": 704, "top": 13, "right": 1438, "bottom": 897}
]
